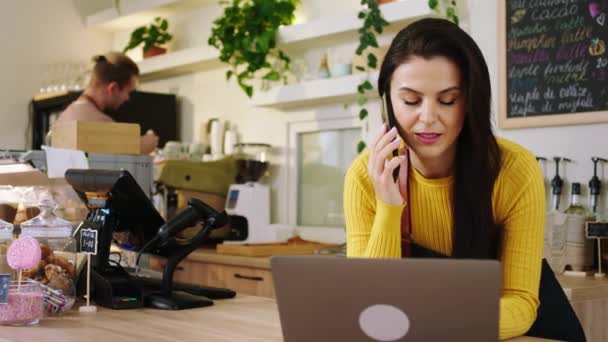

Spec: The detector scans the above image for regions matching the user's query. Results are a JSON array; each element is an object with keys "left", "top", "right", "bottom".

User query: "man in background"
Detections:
[{"left": 55, "top": 52, "right": 158, "bottom": 154}]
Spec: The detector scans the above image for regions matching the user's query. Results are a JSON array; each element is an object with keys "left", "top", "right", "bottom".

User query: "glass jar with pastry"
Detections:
[{"left": 20, "top": 198, "right": 78, "bottom": 315}]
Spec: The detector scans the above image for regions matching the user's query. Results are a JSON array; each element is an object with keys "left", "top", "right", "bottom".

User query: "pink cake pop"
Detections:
[{"left": 7, "top": 236, "right": 41, "bottom": 270}]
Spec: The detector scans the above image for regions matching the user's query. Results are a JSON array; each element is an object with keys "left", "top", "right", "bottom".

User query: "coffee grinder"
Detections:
[{"left": 223, "top": 143, "right": 282, "bottom": 244}]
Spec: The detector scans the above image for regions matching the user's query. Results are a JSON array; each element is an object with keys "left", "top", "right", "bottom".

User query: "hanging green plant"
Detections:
[
  {"left": 429, "top": 0, "right": 460, "bottom": 25},
  {"left": 208, "top": 0, "right": 299, "bottom": 98},
  {"left": 355, "top": 0, "right": 389, "bottom": 153}
]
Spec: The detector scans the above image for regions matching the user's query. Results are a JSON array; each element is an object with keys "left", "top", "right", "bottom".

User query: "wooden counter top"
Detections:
[
  {"left": 2, "top": 296, "right": 280, "bottom": 341},
  {"left": 0, "top": 295, "right": 555, "bottom": 341},
  {"left": 187, "top": 247, "right": 608, "bottom": 302},
  {"left": 557, "top": 274, "right": 608, "bottom": 302}
]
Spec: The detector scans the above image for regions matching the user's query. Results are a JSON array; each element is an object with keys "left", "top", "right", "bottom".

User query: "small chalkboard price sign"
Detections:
[
  {"left": 498, "top": 0, "right": 608, "bottom": 128},
  {"left": 0, "top": 274, "right": 10, "bottom": 304},
  {"left": 79, "top": 227, "right": 98, "bottom": 313},
  {"left": 80, "top": 228, "right": 98, "bottom": 256},
  {"left": 586, "top": 222, "right": 608, "bottom": 278},
  {"left": 586, "top": 222, "right": 608, "bottom": 239}
]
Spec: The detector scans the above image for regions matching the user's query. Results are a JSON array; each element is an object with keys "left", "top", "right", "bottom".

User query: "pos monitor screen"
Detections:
[{"left": 65, "top": 169, "right": 165, "bottom": 256}]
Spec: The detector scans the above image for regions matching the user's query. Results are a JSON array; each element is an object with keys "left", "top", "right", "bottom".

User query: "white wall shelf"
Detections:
[
  {"left": 132, "top": 0, "right": 432, "bottom": 81},
  {"left": 278, "top": 0, "right": 431, "bottom": 46},
  {"left": 251, "top": 72, "right": 379, "bottom": 109},
  {"left": 85, "top": 0, "right": 210, "bottom": 30},
  {"left": 138, "top": 45, "right": 221, "bottom": 81}
]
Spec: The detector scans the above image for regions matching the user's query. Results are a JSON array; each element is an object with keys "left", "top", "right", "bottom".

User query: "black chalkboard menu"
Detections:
[{"left": 498, "top": 0, "right": 608, "bottom": 128}]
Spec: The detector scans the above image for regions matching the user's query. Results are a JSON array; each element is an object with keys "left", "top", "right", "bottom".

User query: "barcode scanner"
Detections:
[{"left": 156, "top": 198, "right": 228, "bottom": 244}]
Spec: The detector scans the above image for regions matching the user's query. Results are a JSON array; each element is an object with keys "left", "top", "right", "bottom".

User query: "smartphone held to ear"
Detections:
[{"left": 382, "top": 92, "right": 401, "bottom": 182}]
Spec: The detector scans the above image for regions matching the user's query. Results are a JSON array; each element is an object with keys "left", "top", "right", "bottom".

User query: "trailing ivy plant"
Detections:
[
  {"left": 355, "top": 0, "right": 389, "bottom": 153},
  {"left": 208, "top": 0, "right": 299, "bottom": 98},
  {"left": 429, "top": 0, "right": 460, "bottom": 25}
]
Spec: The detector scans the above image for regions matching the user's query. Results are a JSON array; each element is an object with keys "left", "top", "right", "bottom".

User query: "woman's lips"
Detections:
[{"left": 414, "top": 133, "right": 442, "bottom": 145}]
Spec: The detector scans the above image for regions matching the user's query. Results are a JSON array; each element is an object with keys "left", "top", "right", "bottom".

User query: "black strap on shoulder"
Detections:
[{"left": 408, "top": 242, "right": 586, "bottom": 341}]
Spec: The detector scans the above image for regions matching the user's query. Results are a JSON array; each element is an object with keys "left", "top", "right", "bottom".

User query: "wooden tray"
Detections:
[{"left": 216, "top": 240, "right": 340, "bottom": 257}]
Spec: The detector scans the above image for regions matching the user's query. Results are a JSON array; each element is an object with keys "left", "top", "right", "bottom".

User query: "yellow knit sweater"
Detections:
[{"left": 344, "top": 138, "right": 545, "bottom": 340}]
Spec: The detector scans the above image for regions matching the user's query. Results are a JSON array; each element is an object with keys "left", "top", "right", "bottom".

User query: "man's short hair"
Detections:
[{"left": 90, "top": 52, "right": 139, "bottom": 89}]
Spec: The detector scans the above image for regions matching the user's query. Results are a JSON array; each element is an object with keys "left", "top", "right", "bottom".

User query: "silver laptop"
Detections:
[{"left": 271, "top": 256, "right": 500, "bottom": 342}]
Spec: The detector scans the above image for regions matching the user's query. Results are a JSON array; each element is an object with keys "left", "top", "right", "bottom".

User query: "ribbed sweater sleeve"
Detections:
[{"left": 494, "top": 149, "right": 545, "bottom": 339}]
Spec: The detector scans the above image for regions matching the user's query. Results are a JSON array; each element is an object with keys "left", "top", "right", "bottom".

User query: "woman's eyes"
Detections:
[
  {"left": 438, "top": 98, "right": 457, "bottom": 105},
  {"left": 401, "top": 98, "right": 457, "bottom": 106},
  {"left": 403, "top": 99, "right": 420, "bottom": 105}
]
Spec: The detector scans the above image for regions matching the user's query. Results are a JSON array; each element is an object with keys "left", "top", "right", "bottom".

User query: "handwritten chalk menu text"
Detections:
[
  {"left": 506, "top": 0, "right": 608, "bottom": 117},
  {"left": 80, "top": 228, "right": 98, "bottom": 255}
]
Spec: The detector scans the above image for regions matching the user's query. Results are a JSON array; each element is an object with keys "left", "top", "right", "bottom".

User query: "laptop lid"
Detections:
[{"left": 271, "top": 256, "right": 500, "bottom": 342}]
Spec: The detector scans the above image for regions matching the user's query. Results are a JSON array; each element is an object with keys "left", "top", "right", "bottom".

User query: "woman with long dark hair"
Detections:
[{"left": 344, "top": 18, "right": 546, "bottom": 340}]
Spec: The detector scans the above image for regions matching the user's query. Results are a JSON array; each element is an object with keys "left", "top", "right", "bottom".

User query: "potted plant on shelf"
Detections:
[
  {"left": 123, "top": 17, "right": 173, "bottom": 59},
  {"left": 208, "top": 0, "right": 299, "bottom": 98}
]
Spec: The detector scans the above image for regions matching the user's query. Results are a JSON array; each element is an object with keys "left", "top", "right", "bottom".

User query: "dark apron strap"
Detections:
[
  {"left": 400, "top": 202, "right": 411, "bottom": 257},
  {"left": 400, "top": 165, "right": 411, "bottom": 258},
  {"left": 526, "top": 259, "right": 586, "bottom": 342}
]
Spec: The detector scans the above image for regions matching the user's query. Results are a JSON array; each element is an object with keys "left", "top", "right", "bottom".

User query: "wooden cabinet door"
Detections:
[{"left": 175, "top": 260, "right": 275, "bottom": 298}]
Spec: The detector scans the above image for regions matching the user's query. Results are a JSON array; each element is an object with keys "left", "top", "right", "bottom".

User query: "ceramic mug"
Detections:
[
  {"left": 330, "top": 63, "right": 352, "bottom": 77},
  {"left": 163, "top": 141, "right": 182, "bottom": 160}
]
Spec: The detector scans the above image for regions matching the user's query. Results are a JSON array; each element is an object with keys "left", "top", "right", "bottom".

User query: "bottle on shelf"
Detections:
[
  {"left": 589, "top": 157, "right": 607, "bottom": 219},
  {"left": 564, "top": 183, "right": 593, "bottom": 218},
  {"left": 318, "top": 53, "right": 330, "bottom": 79},
  {"left": 562, "top": 182, "right": 595, "bottom": 275}
]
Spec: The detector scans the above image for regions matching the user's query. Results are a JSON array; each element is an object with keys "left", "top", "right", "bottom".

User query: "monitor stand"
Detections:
[
  {"left": 145, "top": 290, "right": 213, "bottom": 310},
  {"left": 90, "top": 265, "right": 144, "bottom": 309}
]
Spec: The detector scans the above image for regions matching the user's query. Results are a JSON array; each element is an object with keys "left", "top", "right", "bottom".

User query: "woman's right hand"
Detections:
[{"left": 367, "top": 124, "right": 409, "bottom": 206}]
